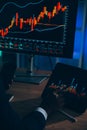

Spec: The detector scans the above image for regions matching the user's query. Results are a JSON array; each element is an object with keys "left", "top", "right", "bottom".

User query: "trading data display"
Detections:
[{"left": 0, "top": 0, "right": 78, "bottom": 57}]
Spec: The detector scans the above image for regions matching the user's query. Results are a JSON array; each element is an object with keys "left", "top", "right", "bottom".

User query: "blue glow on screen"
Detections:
[
  {"left": 76, "top": 2, "right": 84, "bottom": 28},
  {"left": 73, "top": 2, "right": 85, "bottom": 59},
  {"left": 83, "top": 26, "right": 87, "bottom": 67}
]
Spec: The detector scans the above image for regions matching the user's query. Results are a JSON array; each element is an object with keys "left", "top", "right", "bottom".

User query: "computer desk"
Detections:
[{"left": 7, "top": 70, "right": 87, "bottom": 130}]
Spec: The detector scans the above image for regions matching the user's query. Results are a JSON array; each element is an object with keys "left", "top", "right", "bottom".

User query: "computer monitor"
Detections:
[
  {"left": 0, "top": 0, "right": 78, "bottom": 84},
  {"left": 0, "top": 0, "right": 78, "bottom": 57}
]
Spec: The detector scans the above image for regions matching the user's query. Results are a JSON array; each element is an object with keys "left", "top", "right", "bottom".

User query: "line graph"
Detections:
[
  {"left": 0, "top": 0, "right": 78, "bottom": 58},
  {"left": 0, "top": 0, "right": 44, "bottom": 13},
  {"left": 0, "top": 1, "right": 67, "bottom": 38},
  {"left": 9, "top": 25, "right": 65, "bottom": 34}
]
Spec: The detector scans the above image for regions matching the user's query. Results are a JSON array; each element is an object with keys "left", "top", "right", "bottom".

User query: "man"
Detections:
[{"left": 0, "top": 62, "right": 64, "bottom": 130}]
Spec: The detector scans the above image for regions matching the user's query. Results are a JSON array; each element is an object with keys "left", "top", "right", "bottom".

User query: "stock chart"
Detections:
[{"left": 0, "top": 0, "right": 78, "bottom": 57}]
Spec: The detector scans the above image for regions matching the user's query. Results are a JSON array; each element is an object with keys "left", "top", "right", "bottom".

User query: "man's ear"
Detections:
[{"left": 0, "top": 61, "right": 16, "bottom": 91}]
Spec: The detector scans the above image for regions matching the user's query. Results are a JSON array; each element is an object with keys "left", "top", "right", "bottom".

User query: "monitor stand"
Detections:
[{"left": 14, "top": 54, "right": 49, "bottom": 84}]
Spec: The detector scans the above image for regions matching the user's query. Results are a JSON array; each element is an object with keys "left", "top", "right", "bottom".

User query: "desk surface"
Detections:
[{"left": 8, "top": 71, "right": 87, "bottom": 130}]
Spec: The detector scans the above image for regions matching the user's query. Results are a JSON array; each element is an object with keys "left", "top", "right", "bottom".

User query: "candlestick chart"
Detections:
[{"left": 0, "top": 0, "right": 78, "bottom": 57}]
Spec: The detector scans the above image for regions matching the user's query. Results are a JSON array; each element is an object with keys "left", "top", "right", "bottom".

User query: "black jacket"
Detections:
[{"left": 0, "top": 80, "right": 46, "bottom": 130}]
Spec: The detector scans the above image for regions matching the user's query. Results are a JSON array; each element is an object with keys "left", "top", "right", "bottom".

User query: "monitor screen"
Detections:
[{"left": 0, "top": 0, "right": 78, "bottom": 58}]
